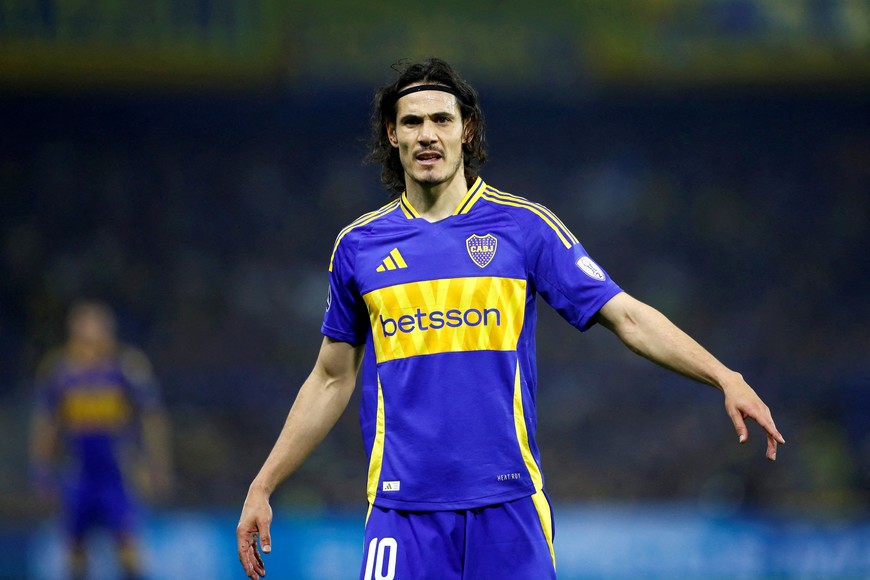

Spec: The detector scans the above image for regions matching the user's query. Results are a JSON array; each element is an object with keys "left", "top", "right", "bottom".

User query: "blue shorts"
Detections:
[
  {"left": 63, "top": 478, "right": 136, "bottom": 541},
  {"left": 360, "top": 491, "right": 556, "bottom": 580}
]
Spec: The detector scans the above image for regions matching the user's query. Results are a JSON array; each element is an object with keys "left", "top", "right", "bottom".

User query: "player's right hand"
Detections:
[
  {"left": 721, "top": 373, "right": 785, "bottom": 461},
  {"left": 237, "top": 486, "right": 273, "bottom": 579}
]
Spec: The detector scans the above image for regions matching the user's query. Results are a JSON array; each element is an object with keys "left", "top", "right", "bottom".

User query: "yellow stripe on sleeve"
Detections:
[
  {"left": 482, "top": 188, "right": 579, "bottom": 248},
  {"left": 487, "top": 188, "right": 578, "bottom": 244},
  {"left": 328, "top": 200, "right": 400, "bottom": 271}
]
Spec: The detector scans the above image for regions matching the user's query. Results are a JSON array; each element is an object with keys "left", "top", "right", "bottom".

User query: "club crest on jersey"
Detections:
[{"left": 466, "top": 234, "right": 498, "bottom": 268}]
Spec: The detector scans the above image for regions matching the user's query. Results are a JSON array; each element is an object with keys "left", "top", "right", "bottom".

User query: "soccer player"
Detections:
[
  {"left": 29, "top": 301, "right": 172, "bottom": 580},
  {"left": 237, "top": 58, "right": 785, "bottom": 579}
]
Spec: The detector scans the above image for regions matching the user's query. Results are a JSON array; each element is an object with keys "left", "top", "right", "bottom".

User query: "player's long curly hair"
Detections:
[{"left": 368, "top": 58, "right": 487, "bottom": 198}]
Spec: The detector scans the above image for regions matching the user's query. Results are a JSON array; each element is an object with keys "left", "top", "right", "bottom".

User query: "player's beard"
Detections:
[{"left": 407, "top": 150, "right": 464, "bottom": 190}]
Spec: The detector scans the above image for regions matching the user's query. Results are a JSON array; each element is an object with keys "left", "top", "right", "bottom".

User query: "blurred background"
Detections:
[{"left": 1, "top": 0, "right": 869, "bottom": 578}]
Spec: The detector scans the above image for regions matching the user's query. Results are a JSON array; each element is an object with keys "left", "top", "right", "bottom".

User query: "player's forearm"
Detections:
[
  {"left": 250, "top": 370, "right": 356, "bottom": 495},
  {"left": 601, "top": 294, "right": 735, "bottom": 390},
  {"left": 29, "top": 413, "right": 57, "bottom": 464}
]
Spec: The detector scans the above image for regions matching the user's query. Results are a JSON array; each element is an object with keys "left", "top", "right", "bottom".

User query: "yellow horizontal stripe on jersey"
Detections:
[
  {"left": 483, "top": 189, "right": 578, "bottom": 248},
  {"left": 61, "top": 387, "right": 131, "bottom": 432},
  {"left": 363, "top": 276, "right": 527, "bottom": 363}
]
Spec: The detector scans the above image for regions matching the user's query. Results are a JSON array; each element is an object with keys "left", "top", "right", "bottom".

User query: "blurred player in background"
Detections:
[
  {"left": 237, "top": 58, "right": 785, "bottom": 579},
  {"left": 29, "top": 300, "right": 172, "bottom": 580}
]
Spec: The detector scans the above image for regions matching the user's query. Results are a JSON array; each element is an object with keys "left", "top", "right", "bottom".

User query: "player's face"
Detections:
[
  {"left": 69, "top": 307, "right": 115, "bottom": 345},
  {"left": 387, "top": 86, "right": 469, "bottom": 191}
]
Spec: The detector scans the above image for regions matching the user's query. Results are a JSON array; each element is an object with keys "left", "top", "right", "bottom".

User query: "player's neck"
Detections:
[
  {"left": 404, "top": 172, "right": 468, "bottom": 222},
  {"left": 67, "top": 339, "right": 115, "bottom": 362}
]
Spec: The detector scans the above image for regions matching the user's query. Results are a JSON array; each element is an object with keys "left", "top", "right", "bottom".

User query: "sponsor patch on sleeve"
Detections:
[{"left": 576, "top": 256, "right": 606, "bottom": 281}]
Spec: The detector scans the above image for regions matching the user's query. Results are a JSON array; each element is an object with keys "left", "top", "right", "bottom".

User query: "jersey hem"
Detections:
[{"left": 370, "top": 484, "right": 536, "bottom": 512}]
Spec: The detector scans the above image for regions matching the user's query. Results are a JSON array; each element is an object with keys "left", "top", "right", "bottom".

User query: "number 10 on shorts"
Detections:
[{"left": 363, "top": 537, "right": 397, "bottom": 580}]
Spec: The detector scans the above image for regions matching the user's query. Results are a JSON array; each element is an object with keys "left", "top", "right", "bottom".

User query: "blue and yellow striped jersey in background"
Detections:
[
  {"left": 322, "top": 178, "right": 622, "bottom": 511},
  {"left": 36, "top": 345, "right": 161, "bottom": 484}
]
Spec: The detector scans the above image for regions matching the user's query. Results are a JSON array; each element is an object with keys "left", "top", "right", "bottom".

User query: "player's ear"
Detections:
[
  {"left": 386, "top": 122, "right": 398, "bottom": 148},
  {"left": 462, "top": 118, "right": 474, "bottom": 144}
]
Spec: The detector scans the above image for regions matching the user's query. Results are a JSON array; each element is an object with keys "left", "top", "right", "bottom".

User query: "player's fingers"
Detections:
[
  {"left": 746, "top": 402, "right": 786, "bottom": 446},
  {"left": 762, "top": 416, "right": 786, "bottom": 446},
  {"left": 727, "top": 406, "right": 748, "bottom": 444},
  {"left": 246, "top": 542, "right": 265, "bottom": 579},
  {"left": 766, "top": 432, "right": 778, "bottom": 462},
  {"left": 763, "top": 421, "right": 786, "bottom": 446},
  {"left": 257, "top": 516, "right": 273, "bottom": 554},
  {"left": 237, "top": 538, "right": 257, "bottom": 579},
  {"left": 237, "top": 525, "right": 265, "bottom": 579},
  {"left": 253, "top": 546, "right": 265, "bottom": 575},
  {"left": 238, "top": 544, "right": 253, "bottom": 577}
]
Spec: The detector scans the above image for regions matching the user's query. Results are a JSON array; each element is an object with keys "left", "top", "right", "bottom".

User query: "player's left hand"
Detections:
[{"left": 721, "top": 372, "right": 785, "bottom": 460}]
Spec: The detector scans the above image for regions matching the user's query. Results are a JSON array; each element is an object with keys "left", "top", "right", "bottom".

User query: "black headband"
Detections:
[{"left": 393, "top": 84, "right": 463, "bottom": 103}]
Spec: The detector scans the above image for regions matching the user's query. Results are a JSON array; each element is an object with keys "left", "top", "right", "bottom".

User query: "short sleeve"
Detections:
[
  {"left": 321, "top": 235, "right": 369, "bottom": 345},
  {"left": 526, "top": 210, "right": 623, "bottom": 331}
]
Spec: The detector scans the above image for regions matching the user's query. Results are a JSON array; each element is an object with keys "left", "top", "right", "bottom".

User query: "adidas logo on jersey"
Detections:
[
  {"left": 376, "top": 248, "right": 408, "bottom": 272},
  {"left": 382, "top": 480, "right": 400, "bottom": 492}
]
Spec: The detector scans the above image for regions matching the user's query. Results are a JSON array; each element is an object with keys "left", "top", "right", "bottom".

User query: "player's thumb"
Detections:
[{"left": 258, "top": 519, "right": 272, "bottom": 553}]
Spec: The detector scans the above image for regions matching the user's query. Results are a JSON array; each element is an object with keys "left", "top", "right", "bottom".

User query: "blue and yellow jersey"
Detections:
[
  {"left": 322, "top": 178, "right": 622, "bottom": 511},
  {"left": 36, "top": 344, "right": 160, "bottom": 483}
]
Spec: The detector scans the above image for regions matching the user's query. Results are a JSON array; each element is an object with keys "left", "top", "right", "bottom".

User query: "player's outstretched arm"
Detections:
[
  {"left": 594, "top": 292, "right": 785, "bottom": 460},
  {"left": 237, "top": 336, "right": 364, "bottom": 580}
]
